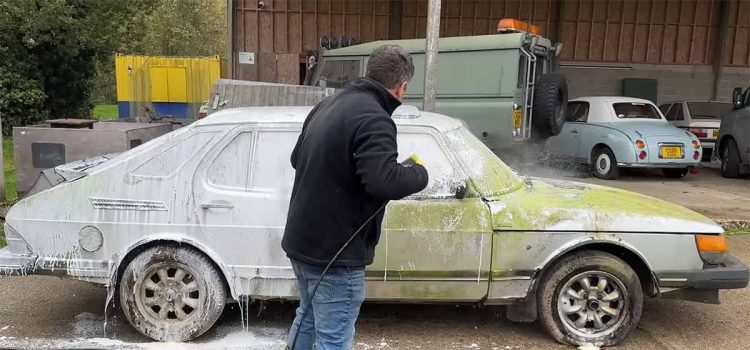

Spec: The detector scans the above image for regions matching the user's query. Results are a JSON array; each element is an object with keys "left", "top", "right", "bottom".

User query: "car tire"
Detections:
[
  {"left": 537, "top": 251, "right": 643, "bottom": 347},
  {"left": 119, "top": 245, "right": 227, "bottom": 342},
  {"left": 721, "top": 139, "right": 741, "bottom": 178},
  {"left": 591, "top": 148, "right": 619, "bottom": 180},
  {"left": 662, "top": 168, "right": 689, "bottom": 178},
  {"left": 532, "top": 73, "right": 568, "bottom": 138}
]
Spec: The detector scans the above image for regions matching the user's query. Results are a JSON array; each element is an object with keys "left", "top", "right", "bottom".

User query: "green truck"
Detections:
[{"left": 304, "top": 23, "right": 568, "bottom": 154}]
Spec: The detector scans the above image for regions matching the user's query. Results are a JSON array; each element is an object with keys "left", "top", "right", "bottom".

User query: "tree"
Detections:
[
  {"left": 139, "top": 0, "right": 227, "bottom": 56},
  {"left": 0, "top": 0, "right": 140, "bottom": 134}
]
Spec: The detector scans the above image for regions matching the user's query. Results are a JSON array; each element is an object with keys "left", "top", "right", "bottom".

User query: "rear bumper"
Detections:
[
  {"left": 618, "top": 162, "right": 697, "bottom": 169},
  {"left": 0, "top": 247, "right": 37, "bottom": 275}
]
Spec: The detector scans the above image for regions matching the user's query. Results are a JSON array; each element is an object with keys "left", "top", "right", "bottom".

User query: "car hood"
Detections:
[
  {"left": 486, "top": 177, "right": 721, "bottom": 234},
  {"left": 603, "top": 121, "right": 689, "bottom": 138}
]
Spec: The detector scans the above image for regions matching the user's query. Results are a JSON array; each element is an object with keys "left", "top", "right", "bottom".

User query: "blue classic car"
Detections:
[{"left": 546, "top": 96, "right": 702, "bottom": 179}]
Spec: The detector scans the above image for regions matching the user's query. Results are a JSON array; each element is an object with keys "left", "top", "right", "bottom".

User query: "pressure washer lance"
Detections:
[{"left": 289, "top": 155, "right": 422, "bottom": 350}]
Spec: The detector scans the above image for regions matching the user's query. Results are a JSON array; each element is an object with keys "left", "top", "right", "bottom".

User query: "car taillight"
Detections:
[
  {"left": 635, "top": 140, "right": 645, "bottom": 149},
  {"left": 693, "top": 151, "right": 700, "bottom": 160},
  {"left": 689, "top": 128, "right": 708, "bottom": 138},
  {"left": 692, "top": 140, "right": 701, "bottom": 149},
  {"left": 199, "top": 112, "right": 207, "bottom": 119},
  {"left": 638, "top": 151, "right": 647, "bottom": 160}
]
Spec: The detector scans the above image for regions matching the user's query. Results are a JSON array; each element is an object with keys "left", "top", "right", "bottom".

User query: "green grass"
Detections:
[
  {"left": 0, "top": 232, "right": 5, "bottom": 248},
  {"left": 3, "top": 138, "right": 16, "bottom": 203},
  {"left": 92, "top": 104, "right": 119, "bottom": 120}
]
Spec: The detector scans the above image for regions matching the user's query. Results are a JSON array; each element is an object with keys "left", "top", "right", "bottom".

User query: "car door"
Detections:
[
  {"left": 373, "top": 126, "right": 492, "bottom": 302},
  {"left": 552, "top": 102, "right": 589, "bottom": 159},
  {"left": 193, "top": 124, "right": 301, "bottom": 298}
]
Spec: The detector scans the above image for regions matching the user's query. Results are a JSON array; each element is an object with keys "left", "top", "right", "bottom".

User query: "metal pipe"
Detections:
[{"left": 422, "top": 0, "right": 441, "bottom": 112}]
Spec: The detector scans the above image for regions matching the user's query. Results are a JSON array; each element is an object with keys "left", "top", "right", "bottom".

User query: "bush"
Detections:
[{"left": 0, "top": 68, "right": 48, "bottom": 136}]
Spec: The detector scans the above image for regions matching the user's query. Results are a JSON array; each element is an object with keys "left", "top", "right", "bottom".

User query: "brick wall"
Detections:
[{"left": 560, "top": 63, "right": 750, "bottom": 104}]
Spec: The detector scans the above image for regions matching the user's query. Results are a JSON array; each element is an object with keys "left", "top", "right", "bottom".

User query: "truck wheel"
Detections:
[
  {"left": 591, "top": 148, "right": 619, "bottom": 180},
  {"left": 537, "top": 251, "right": 643, "bottom": 347},
  {"left": 662, "top": 168, "right": 689, "bottom": 178},
  {"left": 119, "top": 245, "right": 227, "bottom": 342},
  {"left": 533, "top": 73, "right": 568, "bottom": 138},
  {"left": 721, "top": 139, "right": 741, "bottom": 178}
]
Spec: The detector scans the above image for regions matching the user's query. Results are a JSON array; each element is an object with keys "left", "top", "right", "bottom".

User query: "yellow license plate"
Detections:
[
  {"left": 713, "top": 129, "right": 720, "bottom": 137},
  {"left": 660, "top": 146, "right": 682, "bottom": 159},
  {"left": 512, "top": 109, "right": 522, "bottom": 128}
]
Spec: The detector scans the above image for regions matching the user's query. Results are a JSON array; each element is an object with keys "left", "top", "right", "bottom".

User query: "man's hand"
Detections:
[{"left": 400, "top": 154, "right": 424, "bottom": 167}]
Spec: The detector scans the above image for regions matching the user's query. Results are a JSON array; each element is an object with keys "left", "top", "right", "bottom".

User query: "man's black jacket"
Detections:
[{"left": 281, "top": 79, "right": 428, "bottom": 267}]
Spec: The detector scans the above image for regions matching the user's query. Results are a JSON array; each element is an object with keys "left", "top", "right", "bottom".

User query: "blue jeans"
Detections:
[{"left": 286, "top": 259, "right": 366, "bottom": 350}]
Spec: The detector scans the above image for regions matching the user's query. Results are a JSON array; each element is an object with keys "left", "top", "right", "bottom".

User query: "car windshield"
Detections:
[
  {"left": 613, "top": 102, "right": 662, "bottom": 120},
  {"left": 444, "top": 127, "right": 523, "bottom": 197},
  {"left": 687, "top": 102, "right": 733, "bottom": 119}
]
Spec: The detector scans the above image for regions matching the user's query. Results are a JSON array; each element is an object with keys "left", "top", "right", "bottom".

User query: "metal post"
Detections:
[
  {"left": 712, "top": 0, "right": 729, "bottom": 101},
  {"left": 226, "top": 0, "right": 234, "bottom": 79},
  {"left": 422, "top": 0, "right": 441, "bottom": 112}
]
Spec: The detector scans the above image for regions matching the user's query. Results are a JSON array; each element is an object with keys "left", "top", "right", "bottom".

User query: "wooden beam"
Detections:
[{"left": 712, "top": 0, "right": 730, "bottom": 100}]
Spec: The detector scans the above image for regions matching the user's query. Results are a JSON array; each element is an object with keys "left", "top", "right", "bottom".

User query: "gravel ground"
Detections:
[{"left": 1, "top": 235, "right": 748, "bottom": 349}]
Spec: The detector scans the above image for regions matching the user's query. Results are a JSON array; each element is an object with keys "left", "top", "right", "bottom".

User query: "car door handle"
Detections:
[
  {"left": 570, "top": 129, "right": 579, "bottom": 134},
  {"left": 201, "top": 201, "right": 234, "bottom": 210}
]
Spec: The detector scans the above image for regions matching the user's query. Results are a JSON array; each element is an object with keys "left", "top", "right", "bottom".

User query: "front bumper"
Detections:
[
  {"left": 0, "top": 247, "right": 37, "bottom": 275},
  {"left": 657, "top": 254, "right": 749, "bottom": 303},
  {"left": 658, "top": 254, "right": 749, "bottom": 290}
]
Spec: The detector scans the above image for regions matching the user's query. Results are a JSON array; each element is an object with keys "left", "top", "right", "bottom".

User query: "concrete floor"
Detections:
[{"left": 1, "top": 235, "right": 749, "bottom": 349}]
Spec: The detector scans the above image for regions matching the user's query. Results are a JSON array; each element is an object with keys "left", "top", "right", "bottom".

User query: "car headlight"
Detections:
[{"left": 695, "top": 234, "right": 726, "bottom": 264}]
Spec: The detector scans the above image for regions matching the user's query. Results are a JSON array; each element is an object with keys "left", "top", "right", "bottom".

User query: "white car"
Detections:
[
  {"left": 1, "top": 106, "right": 747, "bottom": 346},
  {"left": 659, "top": 101, "right": 733, "bottom": 161}
]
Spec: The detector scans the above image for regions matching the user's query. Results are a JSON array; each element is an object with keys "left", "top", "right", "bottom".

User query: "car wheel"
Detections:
[
  {"left": 532, "top": 73, "right": 568, "bottom": 138},
  {"left": 662, "top": 168, "right": 689, "bottom": 178},
  {"left": 721, "top": 139, "right": 741, "bottom": 178},
  {"left": 591, "top": 148, "right": 619, "bottom": 180},
  {"left": 119, "top": 245, "right": 227, "bottom": 342},
  {"left": 537, "top": 251, "right": 643, "bottom": 347}
]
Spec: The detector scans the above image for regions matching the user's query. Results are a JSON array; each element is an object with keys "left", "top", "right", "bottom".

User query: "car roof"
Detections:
[
  {"left": 194, "top": 106, "right": 465, "bottom": 132},
  {"left": 658, "top": 100, "right": 732, "bottom": 105},
  {"left": 571, "top": 96, "right": 656, "bottom": 105},
  {"left": 322, "top": 33, "right": 535, "bottom": 57}
]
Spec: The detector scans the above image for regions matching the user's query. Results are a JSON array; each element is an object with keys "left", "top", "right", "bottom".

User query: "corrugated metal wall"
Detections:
[{"left": 232, "top": 0, "right": 749, "bottom": 83}]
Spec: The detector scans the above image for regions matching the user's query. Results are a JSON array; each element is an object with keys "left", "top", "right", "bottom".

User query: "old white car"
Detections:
[
  {"left": 1, "top": 107, "right": 747, "bottom": 346},
  {"left": 659, "top": 101, "right": 733, "bottom": 161}
]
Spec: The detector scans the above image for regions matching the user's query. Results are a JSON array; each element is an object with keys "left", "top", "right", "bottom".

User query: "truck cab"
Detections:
[{"left": 304, "top": 19, "right": 567, "bottom": 154}]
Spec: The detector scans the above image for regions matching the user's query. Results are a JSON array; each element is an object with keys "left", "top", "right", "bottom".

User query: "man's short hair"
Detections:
[{"left": 365, "top": 45, "right": 414, "bottom": 90}]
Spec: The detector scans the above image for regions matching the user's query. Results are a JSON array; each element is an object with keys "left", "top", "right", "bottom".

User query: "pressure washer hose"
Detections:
[{"left": 289, "top": 203, "right": 387, "bottom": 350}]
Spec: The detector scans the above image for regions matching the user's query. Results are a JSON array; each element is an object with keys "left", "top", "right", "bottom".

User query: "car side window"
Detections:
[
  {"left": 397, "top": 132, "right": 456, "bottom": 197},
  {"left": 317, "top": 59, "right": 360, "bottom": 89},
  {"left": 132, "top": 132, "right": 215, "bottom": 178},
  {"left": 665, "top": 103, "right": 683, "bottom": 121},
  {"left": 207, "top": 131, "right": 255, "bottom": 190},
  {"left": 659, "top": 104, "right": 672, "bottom": 117},
  {"left": 565, "top": 102, "right": 589, "bottom": 122},
  {"left": 249, "top": 131, "right": 299, "bottom": 192}
]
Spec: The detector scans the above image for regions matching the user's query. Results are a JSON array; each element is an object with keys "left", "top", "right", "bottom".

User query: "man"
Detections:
[{"left": 282, "top": 44, "right": 429, "bottom": 349}]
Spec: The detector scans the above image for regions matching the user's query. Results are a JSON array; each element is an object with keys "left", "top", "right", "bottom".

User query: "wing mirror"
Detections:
[
  {"left": 451, "top": 180, "right": 468, "bottom": 199},
  {"left": 732, "top": 87, "right": 744, "bottom": 109}
]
